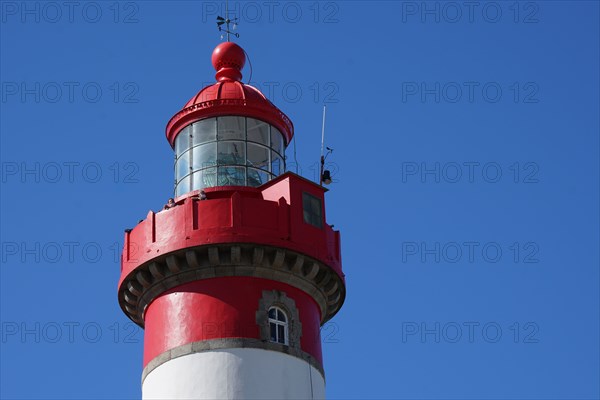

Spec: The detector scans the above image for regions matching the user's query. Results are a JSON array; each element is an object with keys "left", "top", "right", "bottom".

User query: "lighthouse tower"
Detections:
[{"left": 118, "top": 41, "right": 345, "bottom": 399}]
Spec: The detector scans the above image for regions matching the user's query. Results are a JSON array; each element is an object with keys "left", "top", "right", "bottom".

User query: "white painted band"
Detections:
[{"left": 142, "top": 347, "right": 325, "bottom": 400}]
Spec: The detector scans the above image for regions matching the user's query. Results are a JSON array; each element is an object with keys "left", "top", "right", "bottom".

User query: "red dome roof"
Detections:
[
  {"left": 182, "top": 80, "right": 269, "bottom": 108},
  {"left": 166, "top": 42, "right": 293, "bottom": 147}
]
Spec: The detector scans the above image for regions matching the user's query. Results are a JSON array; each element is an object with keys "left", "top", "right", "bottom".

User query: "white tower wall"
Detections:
[{"left": 142, "top": 348, "right": 325, "bottom": 400}]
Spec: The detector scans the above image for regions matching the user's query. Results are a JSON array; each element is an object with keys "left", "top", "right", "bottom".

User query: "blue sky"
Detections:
[{"left": 1, "top": 1, "right": 598, "bottom": 399}]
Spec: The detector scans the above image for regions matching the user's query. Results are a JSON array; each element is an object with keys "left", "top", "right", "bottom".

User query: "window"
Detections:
[
  {"left": 302, "top": 192, "right": 323, "bottom": 229},
  {"left": 173, "top": 117, "right": 286, "bottom": 195},
  {"left": 192, "top": 118, "right": 216, "bottom": 145},
  {"left": 257, "top": 290, "right": 301, "bottom": 348},
  {"left": 217, "top": 116, "right": 246, "bottom": 141},
  {"left": 247, "top": 118, "right": 269, "bottom": 145},
  {"left": 268, "top": 306, "right": 289, "bottom": 345}
]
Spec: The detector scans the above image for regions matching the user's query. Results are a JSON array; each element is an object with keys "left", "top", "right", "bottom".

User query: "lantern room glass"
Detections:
[{"left": 174, "top": 116, "right": 286, "bottom": 196}]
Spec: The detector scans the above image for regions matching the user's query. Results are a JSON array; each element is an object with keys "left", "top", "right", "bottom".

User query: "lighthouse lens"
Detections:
[
  {"left": 247, "top": 168, "right": 269, "bottom": 187},
  {"left": 176, "top": 176, "right": 191, "bottom": 197},
  {"left": 247, "top": 143, "right": 270, "bottom": 171},
  {"left": 217, "top": 116, "right": 246, "bottom": 141},
  {"left": 271, "top": 153, "right": 283, "bottom": 175},
  {"left": 192, "top": 143, "right": 217, "bottom": 170},
  {"left": 217, "top": 166, "right": 246, "bottom": 186},
  {"left": 175, "top": 125, "right": 192, "bottom": 154},
  {"left": 271, "top": 127, "right": 284, "bottom": 155},
  {"left": 192, "top": 118, "right": 216, "bottom": 145},
  {"left": 174, "top": 117, "right": 286, "bottom": 194},
  {"left": 194, "top": 167, "right": 217, "bottom": 188},
  {"left": 175, "top": 152, "right": 190, "bottom": 182},
  {"left": 217, "top": 141, "right": 245, "bottom": 165},
  {"left": 247, "top": 118, "right": 269, "bottom": 145}
]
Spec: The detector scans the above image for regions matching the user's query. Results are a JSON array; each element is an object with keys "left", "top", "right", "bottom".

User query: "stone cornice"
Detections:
[{"left": 118, "top": 243, "right": 345, "bottom": 327}]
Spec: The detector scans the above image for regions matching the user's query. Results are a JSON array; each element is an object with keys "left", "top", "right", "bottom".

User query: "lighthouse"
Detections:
[{"left": 117, "top": 40, "right": 345, "bottom": 399}]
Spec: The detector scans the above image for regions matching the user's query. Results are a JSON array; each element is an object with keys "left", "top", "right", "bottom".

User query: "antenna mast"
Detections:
[
  {"left": 226, "top": 0, "right": 229, "bottom": 41},
  {"left": 320, "top": 105, "right": 326, "bottom": 160},
  {"left": 319, "top": 105, "right": 333, "bottom": 186}
]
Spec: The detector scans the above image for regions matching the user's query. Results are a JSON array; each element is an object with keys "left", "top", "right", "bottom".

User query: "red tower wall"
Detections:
[{"left": 143, "top": 276, "right": 323, "bottom": 366}]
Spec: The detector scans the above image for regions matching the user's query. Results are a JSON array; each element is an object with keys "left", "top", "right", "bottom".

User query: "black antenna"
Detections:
[
  {"left": 216, "top": 0, "right": 239, "bottom": 41},
  {"left": 319, "top": 105, "right": 334, "bottom": 186}
]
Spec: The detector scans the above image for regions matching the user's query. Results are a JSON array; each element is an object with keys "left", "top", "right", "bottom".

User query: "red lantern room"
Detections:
[
  {"left": 118, "top": 41, "right": 345, "bottom": 399},
  {"left": 166, "top": 42, "right": 293, "bottom": 197}
]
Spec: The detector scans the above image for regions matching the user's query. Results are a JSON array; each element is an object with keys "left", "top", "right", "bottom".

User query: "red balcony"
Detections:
[{"left": 119, "top": 172, "right": 343, "bottom": 288}]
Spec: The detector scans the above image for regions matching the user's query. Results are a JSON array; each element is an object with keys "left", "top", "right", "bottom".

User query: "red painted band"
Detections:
[{"left": 143, "top": 276, "right": 323, "bottom": 367}]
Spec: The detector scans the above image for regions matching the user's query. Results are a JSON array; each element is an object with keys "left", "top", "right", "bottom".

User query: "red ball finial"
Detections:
[{"left": 211, "top": 42, "right": 246, "bottom": 82}]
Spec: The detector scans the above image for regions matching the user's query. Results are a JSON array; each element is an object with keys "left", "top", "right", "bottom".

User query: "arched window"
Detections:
[
  {"left": 268, "top": 306, "right": 289, "bottom": 345},
  {"left": 257, "top": 291, "right": 301, "bottom": 348}
]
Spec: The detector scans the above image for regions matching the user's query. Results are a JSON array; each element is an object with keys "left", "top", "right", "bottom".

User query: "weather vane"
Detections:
[{"left": 216, "top": 0, "right": 239, "bottom": 41}]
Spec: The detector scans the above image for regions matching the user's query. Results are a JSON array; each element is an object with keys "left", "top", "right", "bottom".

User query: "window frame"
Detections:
[
  {"left": 302, "top": 192, "right": 324, "bottom": 229},
  {"left": 256, "top": 290, "right": 302, "bottom": 349},
  {"left": 268, "top": 306, "right": 289, "bottom": 345}
]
